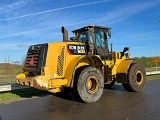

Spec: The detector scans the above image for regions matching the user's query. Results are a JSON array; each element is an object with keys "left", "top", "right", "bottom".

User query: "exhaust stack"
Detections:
[{"left": 61, "top": 26, "right": 68, "bottom": 42}]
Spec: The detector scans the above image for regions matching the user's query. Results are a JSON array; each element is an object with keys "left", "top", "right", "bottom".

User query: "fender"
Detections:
[
  {"left": 64, "top": 55, "right": 103, "bottom": 87},
  {"left": 116, "top": 59, "right": 134, "bottom": 83}
]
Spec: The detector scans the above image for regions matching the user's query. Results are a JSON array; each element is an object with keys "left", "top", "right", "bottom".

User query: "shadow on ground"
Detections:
[
  {"left": 106, "top": 84, "right": 127, "bottom": 92},
  {"left": 0, "top": 84, "right": 128, "bottom": 103},
  {"left": 54, "top": 84, "right": 128, "bottom": 103},
  {"left": 1, "top": 88, "right": 51, "bottom": 98}
]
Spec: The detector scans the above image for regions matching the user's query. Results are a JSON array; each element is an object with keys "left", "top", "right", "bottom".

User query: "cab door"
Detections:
[{"left": 95, "top": 29, "right": 109, "bottom": 59}]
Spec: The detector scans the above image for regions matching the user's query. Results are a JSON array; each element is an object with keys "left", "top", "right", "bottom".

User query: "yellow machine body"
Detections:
[
  {"left": 16, "top": 41, "right": 133, "bottom": 93},
  {"left": 16, "top": 25, "right": 146, "bottom": 103}
]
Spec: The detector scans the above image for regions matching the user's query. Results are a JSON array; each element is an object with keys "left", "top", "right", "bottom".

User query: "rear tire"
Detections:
[
  {"left": 122, "top": 63, "right": 146, "bottom": 92},
  {"left": 73, "top": 66, "right": 104, "bottom": 103}
]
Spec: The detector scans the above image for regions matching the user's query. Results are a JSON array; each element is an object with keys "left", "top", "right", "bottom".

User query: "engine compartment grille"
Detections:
[
  {"left": 25, "top": 51, "right": 40, "bottom": 70},
  {"left": 24, "top": 44, "right": 48, "bottom": 73},
  {"left": 57, "top": 46, "right": 65, "bottom": 76}
]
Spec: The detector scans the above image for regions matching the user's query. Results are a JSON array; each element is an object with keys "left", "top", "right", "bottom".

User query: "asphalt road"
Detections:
[{"left": 0, "top": 79, "right": 160, "bottom": 120}]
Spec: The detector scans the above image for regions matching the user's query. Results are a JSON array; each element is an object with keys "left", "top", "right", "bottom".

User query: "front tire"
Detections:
[
  {"left": 74, "top": 66, "right": 104, "bottom": 103},
  {"left": 122, "top": 63, "right": 146, "bottom": 92}
]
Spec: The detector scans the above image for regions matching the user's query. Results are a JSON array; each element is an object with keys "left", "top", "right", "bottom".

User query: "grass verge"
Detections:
[
  {"left": 0, "top": 77, "right": 15, "bottom": 84},
  {"left": 146, "top": 74, "right": 160, "bottom": 80},
  {"left": 0, "top": 88, "right": 51, "bottom": 103}
]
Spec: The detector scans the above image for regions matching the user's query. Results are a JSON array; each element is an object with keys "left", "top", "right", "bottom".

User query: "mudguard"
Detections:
[
  {"left": 116, "top": 59, "right": 134, "bottom": 83},
  {"left": 64, "top": 55, "right": 103, "bottom": 87}
]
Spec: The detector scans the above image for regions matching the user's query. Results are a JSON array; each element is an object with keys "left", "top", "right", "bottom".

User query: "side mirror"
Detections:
[
  {"left": 121, "top": 47, "right": 129, "bottom": 58},
  {"left": 123, "top": 47, "right": 129, "bottom": 53},
  {"left": 108, "top": 29, "right": 111, "bottom": 38}
]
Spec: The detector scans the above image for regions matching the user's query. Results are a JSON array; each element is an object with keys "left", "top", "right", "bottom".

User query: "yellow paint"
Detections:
[
  {"left": 116, "top": 59, "right": 133, "bottom": 74},
  {"left": 16, "top": 73, "right": 26, "bottom": 79},
  {"left": 48, "top": 88, "right": 61, "bottom": 93},
  {"left": 16, "top": 41, "right": 133, "bottom": 93},
  {"left": 48, "top": 79, "right": 68, "bottom": 88},
  {"left": 45, "top": 42, "right": 67, "bottom": 78}
]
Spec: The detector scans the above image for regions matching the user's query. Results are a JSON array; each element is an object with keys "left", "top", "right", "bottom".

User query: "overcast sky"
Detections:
[{"left": 0, "top": 0, "right": 160, "bottom": 62}]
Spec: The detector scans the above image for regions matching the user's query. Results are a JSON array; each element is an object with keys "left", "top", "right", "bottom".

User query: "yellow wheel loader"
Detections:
[{"left": 16, "top": 25, "right": 146, "bottom": 103}]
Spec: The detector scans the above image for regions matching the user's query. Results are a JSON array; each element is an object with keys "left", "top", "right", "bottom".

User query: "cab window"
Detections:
[
  {"left": 95, "top": 30, "right": 106, "bottom": 47},
  {"left": 77, "top": 32, "right": 87, "bottom": 43},
  {"left": 88, "top": 33, "right": 93, "bottom": 43}
]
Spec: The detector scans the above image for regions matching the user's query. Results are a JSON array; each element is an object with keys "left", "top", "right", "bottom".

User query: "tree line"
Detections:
[{"left": 133, "top": 57, "right": 160, "bottom": 68}]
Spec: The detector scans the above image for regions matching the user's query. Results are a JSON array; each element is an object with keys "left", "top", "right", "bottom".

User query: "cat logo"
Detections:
[
  {"left": 77, "top": 46, "right": 85, "bottom": 53},
  {"left": 29, "top": 57, "right": 34, "bottom": 66}
]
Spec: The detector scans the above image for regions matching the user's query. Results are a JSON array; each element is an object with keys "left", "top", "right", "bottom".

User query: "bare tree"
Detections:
[
  {"left": 2, "top": 57, "right": 15, "bottom": 77},
  {"left": 21, "top": 56, "right": 26, "bottom": 67}
]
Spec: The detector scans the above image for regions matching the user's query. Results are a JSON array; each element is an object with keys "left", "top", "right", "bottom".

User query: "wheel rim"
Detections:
[
  {"left": 86, "top": 76, "right": 99, "bottom": 94},
  {"left": 135, "top": 71, "right": 143, "bottom": 85}
]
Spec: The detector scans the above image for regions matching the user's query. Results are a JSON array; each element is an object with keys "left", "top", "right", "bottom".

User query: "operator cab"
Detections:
[{"left": 72, "top": 25, "right": 111, "bottom": 59}]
